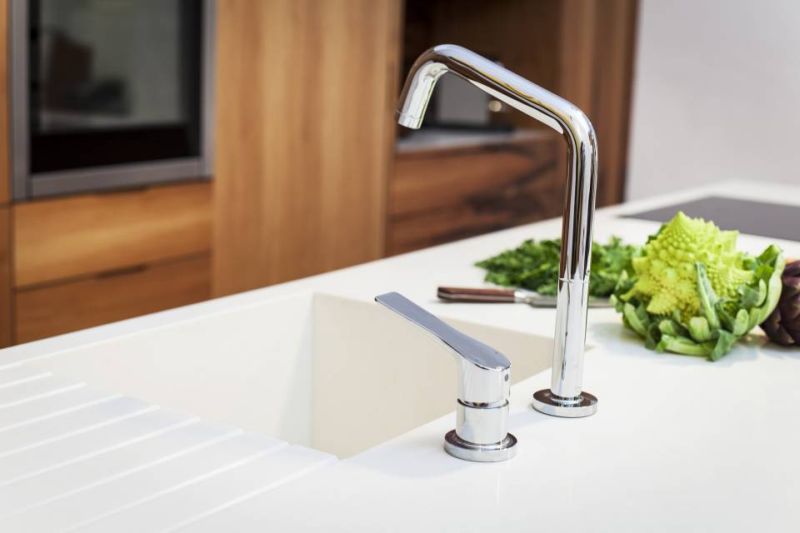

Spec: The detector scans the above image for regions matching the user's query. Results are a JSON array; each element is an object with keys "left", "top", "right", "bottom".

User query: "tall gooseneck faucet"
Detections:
[{"left": 397, "top": 45, "right": 599, "bottom": 417}]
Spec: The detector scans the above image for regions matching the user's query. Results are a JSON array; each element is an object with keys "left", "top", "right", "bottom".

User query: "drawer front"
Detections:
[
  {"left": 15, "top": 254, "right": 210, "bottom": 343},
  {"left": 387, "top": 135, "right": 561, "bottom": 255},
  {"left": 0, "top": 206, "right": 11, "bottom": 347},
  {"left": 14, "top": 182, "right": 212, "bottom": 288}
]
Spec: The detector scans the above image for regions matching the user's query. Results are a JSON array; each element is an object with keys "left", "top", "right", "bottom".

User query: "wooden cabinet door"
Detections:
[
  {"left": 388, "top": 132, "right": 562, "bottom": 255},
  {"left": 15, "top": 254, "right": 210, "bottom": 343},
  {"left": 213, "top": 0, "right": 401, "bottom": 295},
  {"left": 14, "top": 182, "right": 211, "bottom": 288}
]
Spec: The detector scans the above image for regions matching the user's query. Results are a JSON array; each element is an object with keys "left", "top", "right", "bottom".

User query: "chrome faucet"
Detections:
[
  {"left": 375, "top": 292, "right": 517, "bottom": 462},
  {"left": 397, "top": 45, "right": 599, "bottom": 417}
]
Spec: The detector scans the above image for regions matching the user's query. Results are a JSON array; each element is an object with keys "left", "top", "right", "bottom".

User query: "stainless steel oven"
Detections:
[{"left": 9, "top": 0, "right": 214, "bottom": 200}]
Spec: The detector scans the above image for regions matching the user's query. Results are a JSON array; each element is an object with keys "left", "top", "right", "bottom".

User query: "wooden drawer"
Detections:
[
  {"left": 387, "top": 132, "right": 562, "bottom": 255},
  {"left": 13, "top": 182, "right": 212, "bottom": 288},
  {"left": 15, "top": 254, "right": 210, "bottom": 343},
  {"left": 0, "top": 206, "right": 11, "bottom": 347}
]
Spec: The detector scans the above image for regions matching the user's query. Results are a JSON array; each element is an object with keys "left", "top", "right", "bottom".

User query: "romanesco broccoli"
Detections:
[
  {"left": 625, "top": 211, "right": 753, "bottom": 321},
  {"left": 612, "top": 212, "right": 785, "bottom": 361}
]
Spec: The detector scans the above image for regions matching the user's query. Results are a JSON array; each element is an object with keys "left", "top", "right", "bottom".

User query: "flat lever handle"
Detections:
[
  {"left": 375, "top": 292, "right": 518, "bottom": 462},
  {"left": 375, "top": 292, "right": 510, "bottom": 372}
]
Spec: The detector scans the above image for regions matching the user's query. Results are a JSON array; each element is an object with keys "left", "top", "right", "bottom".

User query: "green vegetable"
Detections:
[
  {"left": 623, "top": 211, "right": 753, "bottom": 321},
  {"left": 688, "top": 316, "right": 711, "bottom": 342},
  {"left": 623, "top": 302, "right": 648, "bottom": 337},
  {"left": 657, "top": 334, "right": 713, "bottom": 357},
  {"left": 614, "top": 212, "right": 785, "bottom": 361},
  {"left": 476, "top": 237, "right": 637, "bottom": 298}
]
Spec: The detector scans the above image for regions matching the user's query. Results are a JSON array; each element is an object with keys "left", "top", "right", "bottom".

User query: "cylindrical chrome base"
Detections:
[
  {"left": 531, "top": 389, "right": 597, "bottom": 418},
  {"left": 444, "top": 430, "right": 517, "bottom": 462},
  {"left": 456, "top": 400, "right": 508, "bottom": 445}
]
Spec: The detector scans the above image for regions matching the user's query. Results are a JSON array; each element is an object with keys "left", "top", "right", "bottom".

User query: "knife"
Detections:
[{"left": 437, "top": 286, "right": 612, "bottom": 308}]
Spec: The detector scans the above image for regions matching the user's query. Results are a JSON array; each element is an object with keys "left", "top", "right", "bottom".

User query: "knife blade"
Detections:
[{"left": 437, "top": 286, "right": 612, "bottom": 308}]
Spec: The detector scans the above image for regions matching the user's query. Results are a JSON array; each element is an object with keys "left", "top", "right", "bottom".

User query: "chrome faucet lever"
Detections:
[
  {"left": 397, "top": 44, "right": 599, "bottom": 418},
  {"left": 375, "top": 292, "right": 517, "bottom": 462}
]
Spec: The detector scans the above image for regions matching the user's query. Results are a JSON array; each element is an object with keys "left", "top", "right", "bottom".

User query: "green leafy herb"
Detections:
[{"left": 475, "top": 236, "right": 637, "bottom": 298}]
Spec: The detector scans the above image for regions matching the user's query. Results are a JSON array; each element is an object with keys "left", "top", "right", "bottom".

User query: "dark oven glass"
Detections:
[{"left": 29, "top": 0, "right": 203, "bottom": 173}]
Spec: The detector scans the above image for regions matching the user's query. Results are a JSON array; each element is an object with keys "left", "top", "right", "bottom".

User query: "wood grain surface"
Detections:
[
  {"left": 13, "top": 182, "right": 212, "bottom": 288},
  {"left": 15, "top": 254, "right": 210, "bottom": 343},
  {"left": 0, "top": 207, "right": 11, "bottom": 347},
  {"left": 213, "top": 0, "right": 401, "bottom": 296},
  {"left": 388, "top": 132, "right": 562, "bottom": 255},
  {"left": 559, "top": 0, "right": 638, "bottom": 206}
]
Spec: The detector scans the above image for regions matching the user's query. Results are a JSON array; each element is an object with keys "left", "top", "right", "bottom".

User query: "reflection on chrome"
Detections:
[
  {"left": 376, "top": 292, "right": 517, "bottom": 462},
  {"left": 397, "top": 45, "right": 598, "bottom": 418}
]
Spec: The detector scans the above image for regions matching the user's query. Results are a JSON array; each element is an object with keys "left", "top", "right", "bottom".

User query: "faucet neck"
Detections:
[{"left": 397, "top": 45, "right": 598, "bottom": 414}]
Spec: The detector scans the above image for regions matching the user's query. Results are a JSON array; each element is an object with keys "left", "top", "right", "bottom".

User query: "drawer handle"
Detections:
[{"left": 95, "top": 264, "right": 148, "bottom": 279}]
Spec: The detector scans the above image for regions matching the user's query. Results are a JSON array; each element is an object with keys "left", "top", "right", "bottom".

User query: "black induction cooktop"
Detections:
[{"left": 623, "top": 196, "right": 800, "bottom": 243}]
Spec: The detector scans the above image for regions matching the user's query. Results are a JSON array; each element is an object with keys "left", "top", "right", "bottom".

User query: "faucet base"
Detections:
[
  {"left": 531, "top": 389, "right": 598, "bottom": 418},
  {"left": 444, "top": 430, "right": 517, "bottom": 462}
]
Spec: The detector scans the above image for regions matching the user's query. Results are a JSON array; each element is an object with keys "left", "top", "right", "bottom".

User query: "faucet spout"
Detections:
[{"left": 397, "top": 45, "right": 599, "bottom": 417}]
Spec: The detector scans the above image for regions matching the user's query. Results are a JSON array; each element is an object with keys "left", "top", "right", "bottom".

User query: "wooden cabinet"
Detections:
[
  {"left": 559, "top": 0, "right": 638, "bottom": 207},
  {"left": 14, "top": 182, "right": 212, "bottom": 287},
  {"left": 0, "top": 207, "right": 11, "bottom": 346},
  {"left": 0, "top": 0, "right": 10, "bottom": 346},
  {"left": 388, "top": 131, "right": 561, "bottom": 255},
  {"left": 15, "top": 254, "right": 210, "bottom": 343},
  {"left": 402, "top": 0, "right": 637, "bottom": 210},
  {"left": 10, "top": 182, "right": 212, "bottom": 343},
  {"left": 0, "top": 0, "right": 215, "bottom": 346},
  {"left": 212, "top": 0, "right": 402, "bottom": 296},
  {"left": 212, "top": 0, "right": 637, "bottom": 292},
  {"left": 0, "top": 0, "right": 638, "bottom": 345}
]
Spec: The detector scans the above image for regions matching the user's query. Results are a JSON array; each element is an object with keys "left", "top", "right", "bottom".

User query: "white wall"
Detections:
[{"left": 627, "top": 0, "right": 800, "bottom": 199}]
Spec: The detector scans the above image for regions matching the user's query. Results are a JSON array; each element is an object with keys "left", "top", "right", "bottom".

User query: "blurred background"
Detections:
[{"left": 0, "top": 0, "right": 796, "bottom": 347}]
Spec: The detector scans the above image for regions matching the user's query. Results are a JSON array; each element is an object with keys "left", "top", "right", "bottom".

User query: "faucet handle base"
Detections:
[
  {"left": 532, "top": 389, "right": 598, "bottom": 418},
  {"left": 444, "top": 430, "right": 517, "bottom": 462}
]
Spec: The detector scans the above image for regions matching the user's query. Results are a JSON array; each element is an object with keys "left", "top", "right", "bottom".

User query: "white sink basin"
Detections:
[{"left": 27, "top": 292, "right": 554, "bottom": 458}]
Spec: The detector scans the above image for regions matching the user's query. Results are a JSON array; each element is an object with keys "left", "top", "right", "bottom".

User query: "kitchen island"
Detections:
[{"left": 1, "top": 181, "right": 798, "bottom": 532}]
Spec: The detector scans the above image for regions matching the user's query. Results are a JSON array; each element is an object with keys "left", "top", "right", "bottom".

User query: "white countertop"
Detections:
[{"left": 1, "top": 180, "right": 799, "bottom": 532}]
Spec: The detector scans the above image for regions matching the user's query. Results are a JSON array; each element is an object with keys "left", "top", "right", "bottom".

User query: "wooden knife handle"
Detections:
[{"left": 437, "top": 286, "right": 517, "bottom": 303}]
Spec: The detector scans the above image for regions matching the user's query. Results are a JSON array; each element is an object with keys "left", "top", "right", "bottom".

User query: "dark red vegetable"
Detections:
[{"left": 761, "top": 260, "right": 800, "bottom": 346}]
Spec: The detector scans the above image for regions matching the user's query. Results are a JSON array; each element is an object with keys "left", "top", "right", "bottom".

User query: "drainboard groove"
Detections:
[
  {"left": 0, "top": 417, "right": 201, "bottom": 490},
  {"left": 162, "top": 455, "right": 337, "bottom": 533},
  {"left": 3, "top": 422, "right": 240, "bottom": 516},
  {"left": 0, "top": 405, "right": 159, "bottom": 459},
  {"left": 0, "top": 371, "right": 52, "bottom": 390},
  {"left": 0, "top": 394, "right": 122, "bottom": 433},
  {"left": 59, "top": 447, "right": 282, "bottom": 533},
  {"left": 0, "top": 382, "right": 86, "bottom": 410}
]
